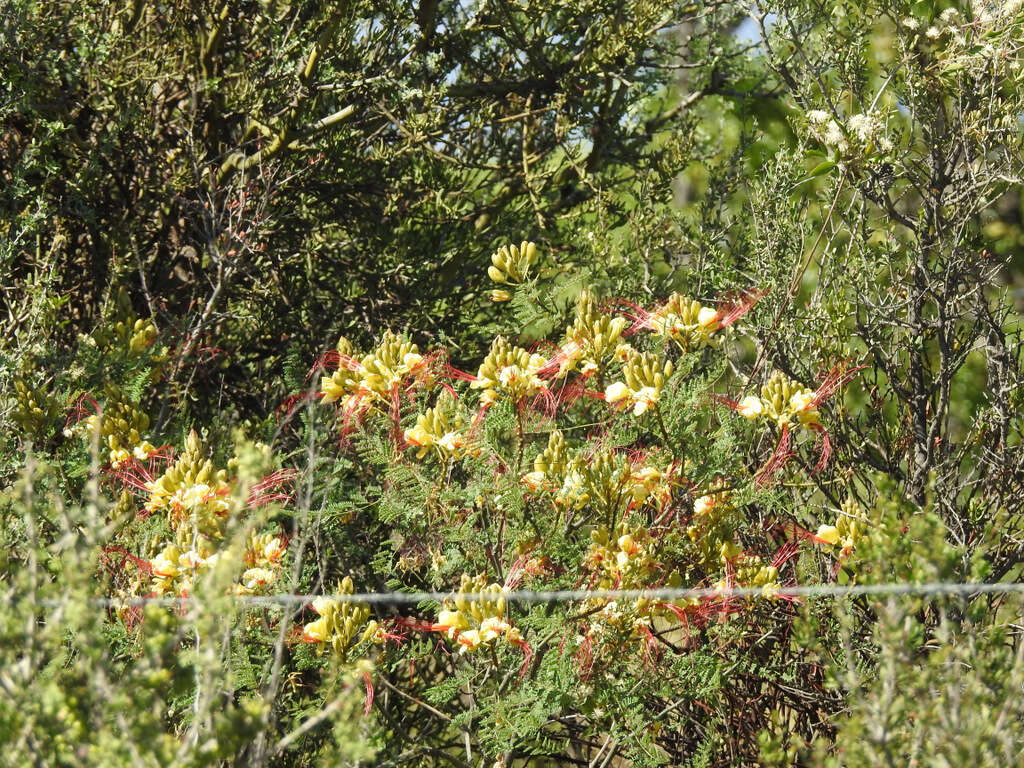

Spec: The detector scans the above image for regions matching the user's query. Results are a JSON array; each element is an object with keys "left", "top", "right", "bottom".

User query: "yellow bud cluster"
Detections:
[
  {"left": 737, "top": 371, "right": 819, "bottom": 429},
  {"left": 487, "top": 240, "right": 538, "bottom": 293},
  {"left": 144, "top": 430, "right": 230, "bottom": 540},
  {"left": 91, "top": 287, "right": 166, "bottom": 361},
  {"left": 82, "top": 384, "right": 157, "bottom": 466},
  {"left": 363, "top": 331, "right": 425, "bottom": 391},
  {"left": 472, "top": 336, "right": 548, "bottom": 403},
  {"left": 12, "top": 378, "right": 60, "bottom": 436},
  {"left": 715, "top": 553, "right": 781, "bottom": 598},
  {"left": 578, "top": 450, "right": 632, "bottom": 514},
  {"left": 604, "top": 350, "right": 673, "bottom": 416},
  {"left": 302, "top": 577, "right": 379, "bottom": 659},
  {"left": 404, "top": 392, "right": 471, "bottom": 459},
  {"left": 320, "top": 331, "right": 425, "bottom": 410},
  {"left": 554, "top": 290, "right": 629, "bottom": 378},
  {"left": 335, "top": 335, "right": 354, "bottom": 358},
  {"left": 554, "top": 456, "right": 589, "bottom": 509},
  {"left": 686, "top": 482, "right": 739, "bottom": 572},
  {"left": 521, "top": 430, "right": 568, "bottom": 490},
  {"left": 437, "top": 574, "right": 521, "bottom": 654},
  {"left": 642, "top": 293, "right": 723, "bottom": 351}
]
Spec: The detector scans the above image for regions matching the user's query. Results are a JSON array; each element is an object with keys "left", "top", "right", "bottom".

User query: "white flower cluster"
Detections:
[{"left": 806, "top": 109, "right": 892, "bottom": 157}]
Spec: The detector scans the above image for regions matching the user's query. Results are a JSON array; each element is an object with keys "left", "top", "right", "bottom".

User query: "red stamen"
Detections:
[
  {"left": 443, "top": 364, "right": 478, "bottom": 383},
  {"left": 809, "top": 424, "right": 832, "bottom": 471},
  {"left": 756, "top": 425, "right": 794, "bottom": 487},
  {"left": 716, "top": 288, "right": 765, "bottom": 329},
  {"left": 363, "top": 672, "right": 374, "bottom": 715},
  {"left": 810, "top": 361, "right": 866, "bottom": 408}
]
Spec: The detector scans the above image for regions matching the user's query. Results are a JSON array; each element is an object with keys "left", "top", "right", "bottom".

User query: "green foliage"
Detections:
[{"left": 3, "top": 0, "right": 1024, "bottom": 765}]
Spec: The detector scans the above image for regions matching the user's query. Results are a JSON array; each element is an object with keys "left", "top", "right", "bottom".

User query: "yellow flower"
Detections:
[
  {"left": 521, "top": 470, "right": 547, "bottom": 490},
  {"left": 631, "top": 386, "right": 659, "bottom": 415},
  {"left": 319, "top": 376, "right": 345, "bottom": 404},
  {"left": 402, "top": 352, "right": 424, "bottom": 371},
  {"left": 109, "top": 447, "right": 131, "bottom": 467},
  {"left": 789, "top": 390, "right": 821, "bottom": 426},
  {"left": 133, "top": 441, "right": 156, "bottom": 460},
  {"left": 303, "top": 617, "right": 330, "bottom": 643},
  {"left": 490, "top": 289, "right": 511, "bottom": 302},
  {"left": 437, "top": 431, "right": 464, "bottom": 453},
  {"left": 149, "top": 544, "right": 179, "bottom": 581},
  {"left": 478, "top": 616, "right": 509, "bottom": 643},
  {"left": 816, "top": 524, "right": 840, "bottom": 546},
  {"left": 697, "top": 306, "right": 720, "bottom": 331},
  {"left": 239, "top": 567, "right": 277, "bottom": 592},
  {"left": 437, "top": 609, "right": 469, "bottom": 639},
  {"left": 604, "top": 381, "right": 632, "bottom": 406},
  {"left": 617, "top": 533, "right": 639, "bottom": 555},
  {"left": 628, "top": 466, "right": 662, "bottom": 503},
  {"left": 311, "top": 596, "right": 338, "bottom": 615},
  {"left": 457, "top": 629, "right": 482, "bottom": 653},
  {"left": 692, "top": 495, "right": 714, "bottom": 517},
  {"left": 403, "top": 424, "right": 434, "bottom": 457},
  {"left": 737, "top": 395, "right": 763, "bottom": 419}
]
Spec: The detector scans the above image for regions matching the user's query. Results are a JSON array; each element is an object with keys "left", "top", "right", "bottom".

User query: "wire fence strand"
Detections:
[{"left": 29, "top": 581, "right": 1024, "bottom": 610}]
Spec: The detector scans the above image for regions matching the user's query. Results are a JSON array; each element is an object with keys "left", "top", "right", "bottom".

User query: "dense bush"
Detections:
[{"left": 3, "top": 0, "right": 1024, "bottom": 765}]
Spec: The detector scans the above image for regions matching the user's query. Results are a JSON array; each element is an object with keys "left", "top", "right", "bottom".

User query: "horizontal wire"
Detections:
[{"left": 27, "top": 581, "right": 1024, "bottom": 610}]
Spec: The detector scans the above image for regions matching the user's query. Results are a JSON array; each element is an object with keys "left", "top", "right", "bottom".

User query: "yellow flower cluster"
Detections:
[
  {"left": 736, "top": 371, "right": 820, "bottom": 429},
  {"left": 82, "top": 384, "right": 157, "bottom": 467},
  {"left": 686, "top": 482, "right": 740, "bottom": 571},
  {"left": 553, "top": 290, "right": 629, "bottom": 378},
  {"left": 472, "top": 336, "right": 548, "bottom": 404},
  {"left": 149, "top": 532, "right": 285, "bottom": 597},
  {"left": 641, "top": 293, "right": 724, "bottom": 351},
  {"left": 586, "top": 523, "right": 685, "bottom": 636},
  {"left": 238, "top": 531, "right": 287, "bottom": 594},
  {"left": 486, "top": 240, "right": 538, "bottom": 301},
  {"left": 523, "top": 439, "right": 672, "bottom": 516},
  {"left": 604, "top": 349, "right": 673, "bottom": 416},
  {"left": 435, "top": 574, "right": 521, "bottom": 654},
  {"left": 144, "top": 431, "right": 230, "bottom": 535},
  {"left": 587, "top": 523, "right": 657, "bottom": 586},
  {"left": 142, "top": 431, "right": 286, "bottom": 597},
  {"left": 320, "top": 332, "right": 426, "bottom": 411},
  {"left": 816, "top": 498, "right": 869, "bottom": 557},
  {"left": 148, "top": 541, "right": 220, "bottom": 597},
  {"left": 404, "top": 391, "right": 471, "bottom": 460},
  {"left": 302, "top": 577, "right": 381, "bottom": 659},
  {"left": 713, "top": 549, "right": 782, "bottom": 598}
]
